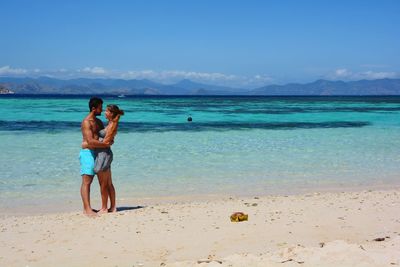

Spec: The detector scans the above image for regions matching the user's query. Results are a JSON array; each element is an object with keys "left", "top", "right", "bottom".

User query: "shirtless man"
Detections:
[{"left": 79, "top": 97, "right": 112, "bottom": 216}]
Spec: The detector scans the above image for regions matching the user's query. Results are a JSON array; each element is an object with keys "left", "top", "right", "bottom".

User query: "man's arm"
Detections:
[{"left": 82, "top": 120, "right": 110, "bottom": 148}]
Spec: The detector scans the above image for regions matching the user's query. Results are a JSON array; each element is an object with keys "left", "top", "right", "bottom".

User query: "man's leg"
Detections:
[
  {"left": 97, "top": 170, "right": 109, "bottom": 213},
  {"left": 81, "top": 174, "right": 96, "bottom": 216}
]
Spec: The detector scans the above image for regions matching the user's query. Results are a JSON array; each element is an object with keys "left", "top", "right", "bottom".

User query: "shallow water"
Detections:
[{"left": 1, "top": 96, "right": 400, "bottom": 211}]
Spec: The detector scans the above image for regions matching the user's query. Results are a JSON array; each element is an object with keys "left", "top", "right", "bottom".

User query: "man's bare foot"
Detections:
[
  {"left": 98, "top": 208, "right": 108, "bottom": 214},
  {"left": 108, "top": 207, "right": 117, "bottom": 213},
  {"left": 83, "top": 209, "right": 98, "bottom": 217}
]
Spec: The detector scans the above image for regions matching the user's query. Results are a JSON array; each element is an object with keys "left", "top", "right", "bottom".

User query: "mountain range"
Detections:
[{"left": 1, "top": 76, "right": 400, "bottom": 95}]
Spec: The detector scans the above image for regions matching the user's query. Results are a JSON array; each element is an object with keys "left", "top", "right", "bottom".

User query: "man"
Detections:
[{"left": 79, "top": 97, "right": 111, "bottom": 216}]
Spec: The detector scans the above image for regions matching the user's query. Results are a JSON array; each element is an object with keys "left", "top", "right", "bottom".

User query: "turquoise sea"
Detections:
[{"left": 1, "top": 95, "right": 400, "bottom": 212}]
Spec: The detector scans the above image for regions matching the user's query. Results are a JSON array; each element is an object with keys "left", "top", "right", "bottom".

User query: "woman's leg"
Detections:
[
  {"left": 107, "top": 169, "right": 117, "bottom": 212},
  {"left": 97, "top": 170, "right": 110, "bottom": 213}
]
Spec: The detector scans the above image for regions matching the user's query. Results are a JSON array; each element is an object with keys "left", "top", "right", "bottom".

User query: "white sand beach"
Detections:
[{"left": 1, "top": 189, "right": 399, "bottom": 267}]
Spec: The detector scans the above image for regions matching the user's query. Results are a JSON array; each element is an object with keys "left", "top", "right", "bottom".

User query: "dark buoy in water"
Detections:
[{"left": 187, "top": 116, "right": 192, "bottom": 122}]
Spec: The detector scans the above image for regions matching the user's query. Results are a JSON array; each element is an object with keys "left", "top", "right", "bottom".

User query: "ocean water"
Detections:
[{"left": 1, "top": 95, "right": 400, "bottom": 211}]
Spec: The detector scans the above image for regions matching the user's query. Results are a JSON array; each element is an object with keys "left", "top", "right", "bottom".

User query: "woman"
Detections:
[{"left": 94, "top": 104, "right": 124, "bottom": 213}]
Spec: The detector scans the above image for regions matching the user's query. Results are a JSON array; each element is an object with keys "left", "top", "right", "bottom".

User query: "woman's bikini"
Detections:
[{"left": 93, "top": 128, "right": 113, "bottom": 173}]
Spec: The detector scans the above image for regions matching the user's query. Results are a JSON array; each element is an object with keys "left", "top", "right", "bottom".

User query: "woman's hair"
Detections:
[{"left": 107, "top": 104, "right": 124, "bottom": 118}]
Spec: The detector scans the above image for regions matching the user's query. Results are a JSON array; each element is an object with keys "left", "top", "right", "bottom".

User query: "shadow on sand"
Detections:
[{"left": 116, "top": 206, "right": 145, "bottom": 212}]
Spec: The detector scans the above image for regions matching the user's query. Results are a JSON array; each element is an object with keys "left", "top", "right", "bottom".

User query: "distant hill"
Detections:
[
  {"left": 0, "top": 76, "right": 246, "bottom": 95},
  {"left": 172, "top": 79, "right": 246, "bottom": 95},
  {"left": 0, "top": 76, "right": 400, "bottom": 95},
  {"left": 0, "top": 77, "right": 165, "bottom": 95},
  {"left": 251, "top": 79, "right": 400, "bottom": 95}
]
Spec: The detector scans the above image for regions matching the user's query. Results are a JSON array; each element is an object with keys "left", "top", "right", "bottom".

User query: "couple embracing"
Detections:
[{"left": 79, "top": 97, "right": 124, "bottom": 216}]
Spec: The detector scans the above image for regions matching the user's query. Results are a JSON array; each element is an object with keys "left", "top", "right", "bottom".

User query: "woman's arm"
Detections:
[
  {"left": 103, "top": 115, "right": 120, "bottom": 145},
  {"left": 82, "top": 120, "right": 110, "bottom": 148}
]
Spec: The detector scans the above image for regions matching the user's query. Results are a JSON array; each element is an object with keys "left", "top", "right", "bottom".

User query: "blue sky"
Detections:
[{"left": 0, "top": 0, "right": 399, "bottom": 88}]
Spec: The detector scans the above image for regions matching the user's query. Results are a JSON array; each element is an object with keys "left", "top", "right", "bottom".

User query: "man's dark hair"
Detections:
[{"left": 89, "top": 97, "right": 103, "bottom": 111}]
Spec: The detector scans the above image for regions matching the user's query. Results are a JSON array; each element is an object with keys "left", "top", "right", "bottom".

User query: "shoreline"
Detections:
[
  {"left": 1, "top": 188, "right": 399, "bottom": 266},
  {"left": 2, "top": 181, "right": 400, "bottom": 216}
]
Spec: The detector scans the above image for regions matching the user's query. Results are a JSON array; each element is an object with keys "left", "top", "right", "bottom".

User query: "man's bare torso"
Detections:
[{"left": 81, "top": 115, "right": 104, "bottom": 149}]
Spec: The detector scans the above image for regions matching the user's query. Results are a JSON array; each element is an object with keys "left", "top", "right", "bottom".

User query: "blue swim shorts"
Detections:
[{"left": 79, "top": 149, "right": 95, "bottom": 176}]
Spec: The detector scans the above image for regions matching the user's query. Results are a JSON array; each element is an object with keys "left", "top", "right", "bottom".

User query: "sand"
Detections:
[{"left": 1, "top": 189, "right": 399, "bottom": 266}]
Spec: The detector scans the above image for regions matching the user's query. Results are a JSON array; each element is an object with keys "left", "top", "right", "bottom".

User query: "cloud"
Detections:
[
  {"left": 328, "top": 68, "right": 399, "bottom": 80},
  {"left": 334, "top": 68, "right": 352, "bottom": 78},
  {"left": 360, "top": 71, "right": 398, "bottom": 79},
  {"left": 120, "top": 70, "right": 236, "bottom": 81},
  {"left": 119, "top": 70, "right": 273, "bottom": 87},
  {"left": 0, "top": 65, "right": 274, "bottom": 87},
  {"left": 0, "top": 65, "right": 28, "bottom": 75},
  {"left": 248, "top": 74, "right": 274, "bottom": 84},
  {"left": 80, "top": 66, "right": 107, "bottom": 75}
]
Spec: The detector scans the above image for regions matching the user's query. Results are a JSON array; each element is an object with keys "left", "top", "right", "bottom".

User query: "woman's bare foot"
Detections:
[
  {"left": 83, "top": 209, "right": 98, "bottom": 217},
  {"left": 98, "top": 208, "right": 108, "bottom": 214},
  {"left": 108, "top": 207, "right": 117, "bottom": 213}
]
